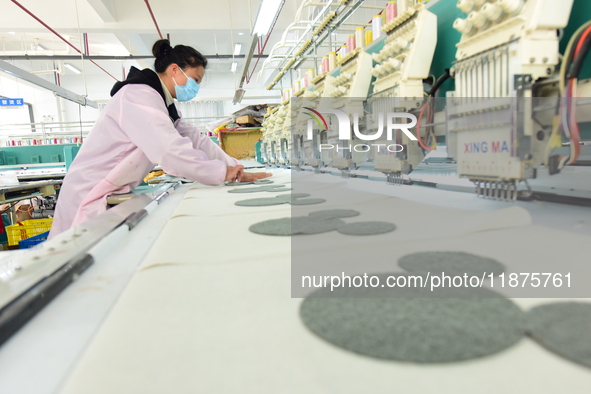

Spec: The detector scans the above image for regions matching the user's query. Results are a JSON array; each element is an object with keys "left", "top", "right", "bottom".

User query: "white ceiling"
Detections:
[
  {"left": 0, "top": 0, "right": 299, "bottom": 85},
  {"left": 1, "top": 0, "right": 391, "bottom": 99}
]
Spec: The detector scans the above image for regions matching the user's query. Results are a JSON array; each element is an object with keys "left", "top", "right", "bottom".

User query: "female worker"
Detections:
[{"left": 49, "top": 39, "right": 270, "bottom": 238}]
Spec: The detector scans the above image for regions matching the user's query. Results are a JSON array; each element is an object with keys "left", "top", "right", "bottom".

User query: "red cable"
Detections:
[
  {"left": 144, "top": 0, "right": 164, "bottom": 39},
  {"left": 565, "top": 27, "right": 590, "bottom": 164},
  {"left": 574, "top": 26, "right": 591, "bottom": 57},
  {"left": 10, "top": 0, "right": 119, "bottom": 81},
  {"left": 568, "top": 79, "right": 581, "bottom": 163},
  {"left": 416, "top": 100, "right": 436, "bottom": 151}
]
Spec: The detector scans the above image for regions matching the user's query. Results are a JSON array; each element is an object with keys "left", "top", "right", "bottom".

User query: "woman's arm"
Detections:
[
  {"left": 115, "top": 86, "right": 232, "bottom": 185},
  {"left": 174, "top": 116, "right": 240, "bottom": 166}
]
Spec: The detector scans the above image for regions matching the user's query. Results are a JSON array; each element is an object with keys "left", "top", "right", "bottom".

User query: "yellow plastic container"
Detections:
[{"left": 6, "top": 219, "right": 53, "bottom": 246}]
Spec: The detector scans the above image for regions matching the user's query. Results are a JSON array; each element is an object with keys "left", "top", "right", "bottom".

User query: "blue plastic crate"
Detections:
[{"left": 19, "top": 231, "right": 50, "bottom": 249}]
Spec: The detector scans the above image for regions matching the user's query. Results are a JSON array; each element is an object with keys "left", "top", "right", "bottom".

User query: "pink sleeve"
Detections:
[
  {"left": 115, "top": 87, "right": 228, "bottom": 185},
  {"left": 174, "top": 116, "right": 240, "bottom": 166}
]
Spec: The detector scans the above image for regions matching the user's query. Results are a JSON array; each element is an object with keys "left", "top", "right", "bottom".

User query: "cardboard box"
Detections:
[
  {"left": 219, "top": 129, "right": 263, "bottom": 160},
  {"left": 16, "top": 204, "right": 33, "bottom": 222},
  {"left": 235, "top": 115, "right": 260, "bottom": 126}
]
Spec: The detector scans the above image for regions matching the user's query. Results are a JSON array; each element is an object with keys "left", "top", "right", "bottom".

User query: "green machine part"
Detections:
[
  {"left": 427, "top": 0, "right": 591, "bottom": 95},
  {"left": 426, "top": 0, "right": 591, "bottom": 141},
  {"left": 63, "top": 146, "right": 81, "bottom": 170},
  {"left": 561, "top": 0, "right": 591, "bottom": 81},
  {"left": 427, "top": 0, "right": 464, "bottom": 98},
  {"left": 0, "top": 213, "right": 11, "bottom": 246},
  {"left": 255, "top": 140, "right": 264, "bottom": 164},
  {"left": 0, "top": 145, "right": 80, "bottom": 169}
]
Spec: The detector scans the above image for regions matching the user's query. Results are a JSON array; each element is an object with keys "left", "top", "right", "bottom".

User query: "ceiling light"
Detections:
[
  {"left": 8, "top": 32, "right": 16, "bottom": 35},
  {"left": 36, "top": 43, "right": 47, "bottom": 51},
  {"left": 64, "top": 63, "right": 81, "bottom": 74},
  {"left": 252, "top": 0, "right": 284, "bottom": 36},
  {"left": 233, "top": 43, "right": 242, "bottom": 56},
  {"left": 232, "top": 88, "right": 246, "bottom": 104},
  {"left": 231, "top": 62, "right": 237, "bottom": 72},
  {"left": 238, "top": 32, "right": 244, "bottom": 36}
]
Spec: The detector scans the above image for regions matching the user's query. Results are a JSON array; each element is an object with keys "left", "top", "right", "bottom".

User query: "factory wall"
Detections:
[
  {"left": 58, "top": 69, "right": 281, "bottom": 124},
  {"left": 0, "top": 72, "right": 61, "bottom": 126},
  {"left": 0, "top": 65, "right": 281, "bottom": 134}
]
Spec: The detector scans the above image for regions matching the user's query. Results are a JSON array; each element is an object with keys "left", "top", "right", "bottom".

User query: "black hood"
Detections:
[{"left": 110, "top": 66, "right": 179, "bottom": 123}]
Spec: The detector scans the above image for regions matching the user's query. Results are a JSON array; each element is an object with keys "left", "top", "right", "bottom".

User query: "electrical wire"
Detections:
[
  {"left": 569, "top": 25, "right": 591, "bottom": 79},
  {"left": 567, "top": 79, "right": 581, "bottom": 165},
  {"left": 550, "top": 21, "right": 591, "bottom": 169},
  {"left": 563, "top": 23, "right": 591, "bottom": 165},
  {"left": 559, "top": 21, "right": 591, "bottom": 93},
  {"left": 428, "top": 69, "right": 452, "bottom": 97},
  {"left": 74, "top": 0, "right": 89, "bottom": 98},
  {"left": 16, "top": 204, "right": 33, "bottom": 217},
  {"left": 1, "top": 202, "right": 19, "bottom": 215},
  {"left": 416, "top": 70, "right": 453, "bottom": 151},
  {"left": 416, "top": 99, "right": 435, "bottom": 151}
]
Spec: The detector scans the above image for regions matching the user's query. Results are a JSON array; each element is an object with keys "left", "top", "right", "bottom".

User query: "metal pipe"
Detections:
[
  {"left": 246, "top": 0, "right": 284, "bottom": 83},
  {"left": 0, "top": 54, "right": 269, "bottom": 61},
  {"left": 9, "top": 0, "right": 119, "bottom": 81},
  {"left": 239, "top": 36, "right": 258, "bottom": 89},
  {"left": 359, "top": 5, "right": 386, "bottom": 9},
  {"left": 83, "top": 33, "right": 89, "bottom": 56},
  {"left": 260, "top": 0, "right": 331, "bottom": 78},
  {"left": 31, "top": 70, "right": 61, "bottom": 75},
  {"left": 144, "top": 0, "right": 164, "bottom": 39},
  {"left": 290, "top": 0, "right": 365, "bottom": 73},
  {"left": 0, "top": 59, "right": 98, "bottom": 108},
  {"left": 262, "top": 0, "right": 365, "bottom": 84}
]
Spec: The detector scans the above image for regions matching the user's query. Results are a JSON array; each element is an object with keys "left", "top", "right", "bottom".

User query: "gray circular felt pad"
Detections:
[
  {"left": 526, "top": 302, "right": 591, "bottom": 369},
  {"left": 300, "top": 276, "right": 525, "bottom": 363},
  {"left": 336, "top": 221, "right": 396, "bottom": 235},
  {"left": 235, "top": 198, "right": 289, "bottom": 207},
  {"left": 275, "top": 193, "right": 311, "bottom": 200},
  {"left": 398, "top": 251, "right": 505, "bottom": 277},
  {"left": 228, "top": 185, "right": 293, "bottom": 193},
  {"left": 249, "top": 217, "right": 346, "bottom": 236},
  {"left": 235, "top": 193, "right": 313, "bottom": 207},
  {"left": 309, "top": 209, "right": 361, "bottom": 219},
  {"left": 225, "top": 181, "right": 255, "bottom": 186},
  {"left": 289, "top": 198, "right": 327, "bottom": 205},
  {"left": 225, "top": 179, "right": 275, "bottom": 186}
]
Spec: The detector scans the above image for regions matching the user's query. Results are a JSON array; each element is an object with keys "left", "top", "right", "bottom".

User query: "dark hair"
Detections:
[{"left": 152, "top": 39, "right": 208, "bottom": 73}]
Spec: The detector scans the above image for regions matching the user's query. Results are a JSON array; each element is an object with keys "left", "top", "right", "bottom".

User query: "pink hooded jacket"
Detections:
[{"left": 49, "top": 78, "right": 237, "bottom": 238}]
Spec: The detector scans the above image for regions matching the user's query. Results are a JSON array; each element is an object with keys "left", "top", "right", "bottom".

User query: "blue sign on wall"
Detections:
[{"left": 0, "top": 98, "right": 24, "bottom": 106}]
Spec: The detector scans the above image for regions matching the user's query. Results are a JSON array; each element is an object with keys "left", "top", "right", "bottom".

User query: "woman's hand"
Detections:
[
  {"left": 224, "top": 165, "right": 245, "bottom": 182},
  {"left": 239, "top": 171, "right": 273, "bottom": 183}
]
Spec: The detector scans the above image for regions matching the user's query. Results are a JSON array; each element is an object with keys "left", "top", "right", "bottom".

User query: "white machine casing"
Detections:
[
  {"left": 327, "top": 49, "right": 373, "bottom": 99},
  {"left": 449, "top": 0, "right": 574, "bottom": 197},
  {"left": 369, "top": 4, "right": 437, "bottom": 180},
  {"left": 372, "top": 4, "right": 438, "bottom": 98}
]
